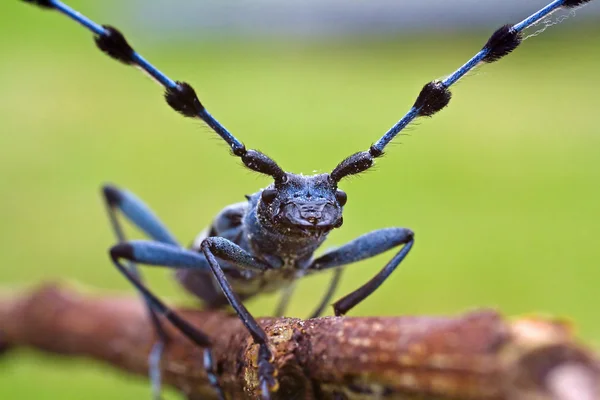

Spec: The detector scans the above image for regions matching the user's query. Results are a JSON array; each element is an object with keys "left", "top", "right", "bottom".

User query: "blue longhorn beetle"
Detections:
[{"left": 21, "top": 0, "right": 594, "bottom": 398}]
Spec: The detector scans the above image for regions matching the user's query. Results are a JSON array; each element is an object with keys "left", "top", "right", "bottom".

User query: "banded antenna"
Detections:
[{"left": 330, "top": 0, "right": 594, "bottom": 183}]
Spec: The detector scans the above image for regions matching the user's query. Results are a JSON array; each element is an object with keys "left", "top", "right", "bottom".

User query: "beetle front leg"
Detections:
[
  {"left": 200, "top": 237, "right": 278, "bottom": 399},
  {"left": 309, "top": 227, "right": 414, "bottom": 316}
]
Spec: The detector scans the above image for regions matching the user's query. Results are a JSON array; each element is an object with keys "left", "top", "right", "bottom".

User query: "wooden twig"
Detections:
[{"left": 0, "top": 283, "right": 598, "bottom": 400}]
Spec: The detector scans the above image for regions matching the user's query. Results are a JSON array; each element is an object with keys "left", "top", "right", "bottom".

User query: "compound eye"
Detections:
[
  {"left": 261, "top": 188, "right": 277, "bottom": 204},
  {"left": 335, "top": 190, "right": 347, "bottom": 206}
]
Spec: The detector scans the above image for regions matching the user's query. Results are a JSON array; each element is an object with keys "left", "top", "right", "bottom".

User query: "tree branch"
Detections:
[{"left": 1, "top": 283, "right": 598, "bottom": 400}]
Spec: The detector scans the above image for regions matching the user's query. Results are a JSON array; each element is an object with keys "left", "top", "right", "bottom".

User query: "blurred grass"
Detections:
[{"left": 1, "top": 1, "right": 600, "bottom": 399}]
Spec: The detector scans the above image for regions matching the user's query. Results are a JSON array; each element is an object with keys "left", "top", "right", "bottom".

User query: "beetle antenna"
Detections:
[
  {"left": 22, "top": 0, "right": 286, "bottom": 183},
  {"left": 330, "top": 0, "right": 593, "bottom": 183}
]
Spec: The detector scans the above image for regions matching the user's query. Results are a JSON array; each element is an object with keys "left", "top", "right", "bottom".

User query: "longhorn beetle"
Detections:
[{"left": 20, "top": 0, "right": 595, "bottom": 398}]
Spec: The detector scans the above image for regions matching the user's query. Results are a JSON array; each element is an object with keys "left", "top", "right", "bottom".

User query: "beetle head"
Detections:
[{"left": 257, "top": 173, "right": 346, "bottom": 236}]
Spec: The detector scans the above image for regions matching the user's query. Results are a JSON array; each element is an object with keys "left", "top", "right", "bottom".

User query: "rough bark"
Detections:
[{"left": 0, "top": 283, "right": 598, "bottom": 400}]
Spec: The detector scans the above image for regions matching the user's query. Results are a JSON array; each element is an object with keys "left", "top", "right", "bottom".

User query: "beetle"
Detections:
[{"left": 20, "top": 0, "right": 594, "bottom": 398}]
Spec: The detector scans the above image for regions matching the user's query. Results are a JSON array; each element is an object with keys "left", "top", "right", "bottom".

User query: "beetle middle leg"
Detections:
[
  {"left": 111, "top": 238, "right": 279, "bottom": 399},
  {"left": 308, "top": 227, "right": 414, "bottom": 316}
]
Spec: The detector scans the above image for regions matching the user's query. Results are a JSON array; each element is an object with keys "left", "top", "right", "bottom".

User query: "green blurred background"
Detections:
[{"left": 1, "top": 1, "right": 599, "bottom": 398}]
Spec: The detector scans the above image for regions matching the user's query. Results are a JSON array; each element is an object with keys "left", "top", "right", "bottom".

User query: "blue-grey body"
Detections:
[
  {"left": 178, "top": 200, "right": 315, "bottom": 306},
  {"left": 179, "top": 173, "right": 340, "bottom": 307}
]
